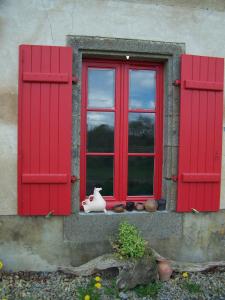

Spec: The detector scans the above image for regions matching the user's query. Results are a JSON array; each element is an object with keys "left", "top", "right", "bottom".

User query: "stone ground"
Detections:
[{"left": 0, "top": 268, "right": 225, "bottom": 300}]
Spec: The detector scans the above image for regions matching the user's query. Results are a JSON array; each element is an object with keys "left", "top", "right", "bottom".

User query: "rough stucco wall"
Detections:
[{"left": 1, "top": 0, "right": 225, "bottom": 214}]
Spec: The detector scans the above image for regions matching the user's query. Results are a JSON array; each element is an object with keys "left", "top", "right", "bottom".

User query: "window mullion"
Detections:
[{"left": 119, "top": 63, "right": 129, "bottom": 202}]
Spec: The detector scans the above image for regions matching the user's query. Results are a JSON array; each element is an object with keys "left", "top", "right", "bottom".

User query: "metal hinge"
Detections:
[
  {"left": 173, "top": 80, "right": 181, "bottom": 86},
  {"left": 71, "top": 175, "right": 79, "bottom": 183},
  {"left": 165, "top": 175, "right": 178, "bottom": 182},
  {"left": 171, "top": 175, "right": 178, "bottom": 182},
  {"left": 72, "top": 76, "right": 78, "bottom": 84}
]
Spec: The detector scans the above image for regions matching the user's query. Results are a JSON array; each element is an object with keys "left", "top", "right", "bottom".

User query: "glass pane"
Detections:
[
  {"left": 86, "top": 156, "right": 113, "bottom": 196},
  {"left": 129, "top": 70, "right": 156, "bottom": 109},
  {"left": 87, "top": 112, "right": 114, "bottom": 152},
  {"left": 128, "top": 113, "right": 155, "bottom": 153},
  {"left": 88, "top": 68, "right": 115, "bottom": 108},
  {"left": 128, "top": 157, "right": 154, "bottom": 195}
]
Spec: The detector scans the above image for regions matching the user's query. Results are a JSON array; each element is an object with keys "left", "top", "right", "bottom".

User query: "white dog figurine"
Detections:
[{"left": 82, "top": 187, "right": 107, "bottom": 213}]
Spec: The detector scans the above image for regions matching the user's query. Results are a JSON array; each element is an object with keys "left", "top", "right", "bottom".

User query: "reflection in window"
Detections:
[
  {"left": 129, "top": 70, "right": 156, "bottom": 109},
  {"left": 128, "top": 113, "right": 155, "bottom": 153},
  {"left": 86, "top": 156, "right": 114, "bottom": 196},
  {"left": 87, "top": 112, "right": 114, "bottom": 152},
  {"left": 88, "top": 68, "right": 115, "bottom": 108},
  {"left": 128, "top": 157, "right": 154, "bottom": 195}
]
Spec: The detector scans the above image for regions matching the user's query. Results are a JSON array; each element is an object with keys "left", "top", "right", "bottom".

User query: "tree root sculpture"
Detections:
[{"left": 58, "top": 249, "right": 225, "bottom": 276}]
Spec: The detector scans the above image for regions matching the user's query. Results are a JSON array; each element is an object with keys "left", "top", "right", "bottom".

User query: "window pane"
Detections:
[
  {"left": 87, "top": 112, "right": 114, "bottom": 152},
  {"left": 129, "top": 70, "right": 156, "bottom": 109},
  {"left": 88, "top": 68, "right": 115, "bottom": 108},
  {"left": 128, "top": 113, "right": 155, "bottom": 153},
  {"left": 128, "top": 157, "right": 154, "bottom": 195},
  {"left": 86, "top": 156, "right": 113, "bottom": 196}
]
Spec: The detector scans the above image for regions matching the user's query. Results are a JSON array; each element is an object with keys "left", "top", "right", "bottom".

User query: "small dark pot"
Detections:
[
  {"left": 157, "top": 198, "right": 166, "bottom": 211},
  {"left": 113, "top": 204, "right": 125, "bottom": 213},
  {"left": 126, "top": 202, "right": 135, "bottom": 211}
]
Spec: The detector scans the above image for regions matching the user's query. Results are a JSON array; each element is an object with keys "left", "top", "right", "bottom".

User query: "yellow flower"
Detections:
[
  {"left": 94, "top": 276, "right": 101, "bottom": 282},
  {"left": 94, "top": 282, "right": 102, "bottom": 289},
  {"left": 182, "top": 272, "right": 189, "bottom": 278},
  {"left": 84, "top": 295, "right": 91, "bottom": 300},
  {"left": 0, "top": 261, "right": 3, "bottom": 270}
]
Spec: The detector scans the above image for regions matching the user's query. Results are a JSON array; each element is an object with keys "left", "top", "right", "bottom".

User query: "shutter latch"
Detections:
[{"left": 173, "top": 80, "right": 181, "bottom": 86}]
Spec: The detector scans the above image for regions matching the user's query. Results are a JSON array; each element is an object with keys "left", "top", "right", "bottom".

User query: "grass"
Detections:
[
  {"left": 133, "top": 282, "right": 162, "bottom": 298},
  {"left": 182, "top": 280, "right": 202, "bottom": 294},
  {"left": 103, "top": 278, "right": 120, "bottom": 298}
]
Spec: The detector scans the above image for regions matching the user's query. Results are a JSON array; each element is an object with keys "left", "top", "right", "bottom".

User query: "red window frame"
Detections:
[{"left": 80, "top": 59, "right": 164, "bottom": 209}]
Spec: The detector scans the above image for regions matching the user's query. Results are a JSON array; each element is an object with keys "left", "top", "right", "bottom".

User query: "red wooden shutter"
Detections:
[
  {"left": 177, "top": 54, "right": 224, "bottom": 212},
  {"left": 18, "top": 45, "right": 72, "bottom": 215}
]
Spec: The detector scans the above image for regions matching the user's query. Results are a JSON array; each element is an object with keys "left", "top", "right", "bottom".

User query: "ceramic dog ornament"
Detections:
[{"left": 82, "top": 187, "right": 107, "bottom": 213}]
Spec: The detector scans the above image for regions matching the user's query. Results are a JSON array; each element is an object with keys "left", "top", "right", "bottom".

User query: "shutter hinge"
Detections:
[
  {"left": 165, "top": 175, "right": 178, "bottom": 182},
  {"left": 173, "top": 80, "right": 181, "bottom": 86},
  {"left": 71, "top": 175, "right": 78, "bottom": 183},
  {"left": 171, "top": 175, "right": 178, "bottom": 182},
  {"left": 72, "top": 76, "right": 78, "bottom": 84}
]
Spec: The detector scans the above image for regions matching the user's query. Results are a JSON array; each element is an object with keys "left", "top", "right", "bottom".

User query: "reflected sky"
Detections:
[
  {"left": 87, "top": 111, "right": 114, "bottom": 129},
  {"left": 129, "top": 70, "right": 156, "bottom": 109},
  {"left": 88, "top": 68, "right": 115, "bottom": 108}
]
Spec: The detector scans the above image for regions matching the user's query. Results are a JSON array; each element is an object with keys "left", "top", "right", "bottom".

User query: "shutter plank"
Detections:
[
  {"left": 30, "top": 46, "right": 43, "bottom": 214},
  {"left": 177, "top": 54, "right": 224, "bottom": 212},
  {"left": 49, "top": 46, "right": 60, "bottom": 214},
  {"left": 19, "top": 45, "right": 32, "bottom": 214},
  {"left": 198, "top": 56, "right": 208, "bottom": 210},
  {"left": 39, "top": 46, "right": 51, "bottom": 214},
  {"left": 58, "top": 47, "right": 72, "bottom": 214}
]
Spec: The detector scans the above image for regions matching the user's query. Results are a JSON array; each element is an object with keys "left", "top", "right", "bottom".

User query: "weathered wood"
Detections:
[
  {"left": 58, "top": 250, "right": 225, "bottom": 276},
  {"left": 58, "top": 254, "right": 125, "bottom": 276}
]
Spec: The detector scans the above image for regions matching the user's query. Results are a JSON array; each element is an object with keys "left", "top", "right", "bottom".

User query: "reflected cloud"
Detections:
[
  {"left": 129, "top": 70, "right": 156, "bottom": 109},
  {"left": 87, "top": 112, "right": 114, "bottom": 128},
  {"left": 88, "top": 68, "right": 115, "bottom": 108}
]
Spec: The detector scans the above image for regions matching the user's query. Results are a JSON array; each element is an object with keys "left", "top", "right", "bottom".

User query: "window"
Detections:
[{"left": 80, "top": 59, "right": 163, "bottom": 209}]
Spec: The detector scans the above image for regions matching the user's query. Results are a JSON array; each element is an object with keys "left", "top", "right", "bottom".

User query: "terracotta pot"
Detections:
[
  {"left": 135, "top": 202, "right": 145, "bottom": 211},
  {"left": 157, "top": 260, "right": 173, "bottom": 281},
  {"left": 113, "top": 204, "right": 125, "bottom": 213},
  {"left": 145, "top": 199, "right": 158, "bottom": 212}
]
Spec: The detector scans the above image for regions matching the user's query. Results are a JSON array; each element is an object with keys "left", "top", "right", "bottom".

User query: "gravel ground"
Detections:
[{"left": 0, "top": 268, "right": 225, "bottom": 300}]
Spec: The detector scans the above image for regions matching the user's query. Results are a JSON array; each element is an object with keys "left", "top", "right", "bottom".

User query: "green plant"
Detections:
[
  {"left": 134, "top": 282, "right": 162, "bottom": 298},
  {"left": 103, "top": 278, "right": 120, "bottom": 298},
  {"left": 182, "top": 280, "right": 202, "bottom": 294},
  {"left": 112, "top": 221, "right": 146, "bottom": 259},
  {"left": 76, "top": 278, "right": 101, "bottom": 300}
]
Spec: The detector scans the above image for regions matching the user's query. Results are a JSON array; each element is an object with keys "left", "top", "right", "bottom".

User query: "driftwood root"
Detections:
[{"left": 58, "top": 250, "right": 225, "bottom": 276}]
